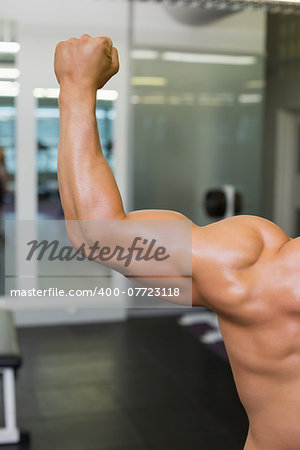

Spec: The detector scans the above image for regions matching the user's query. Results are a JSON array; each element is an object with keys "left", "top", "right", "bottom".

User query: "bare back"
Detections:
[{"left": 193, "top": 216, "right": 300, "bottom": 450}]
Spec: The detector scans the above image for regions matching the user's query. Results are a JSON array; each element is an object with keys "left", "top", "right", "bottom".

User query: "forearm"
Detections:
[{"left": 57, "top": 87, "right": 126, "bottom": 221}]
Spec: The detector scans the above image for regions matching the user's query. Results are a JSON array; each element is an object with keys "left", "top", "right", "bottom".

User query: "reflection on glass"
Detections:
[
  {"left": 132, "top": 49, "right": 265, "bottom": 225},
  {"left": 36, "top": 97, "right": 116, "bottom": 219},
  {"left": 0, "top": 97, "right": 16, "bottom": 295}
]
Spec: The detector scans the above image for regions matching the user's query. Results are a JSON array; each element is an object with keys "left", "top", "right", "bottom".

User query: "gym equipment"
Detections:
[
  {"left": 161, "top": 0, "right": 300, "bottom": 15},
  {"left": 164, "top": 3, "right": 235, "bottom": 26},
  {"left": 204, "top": 184, "right": 243, "bottom": 218},
  {"left": 0, "top": 310, "right": 23, "bottom": 445}
]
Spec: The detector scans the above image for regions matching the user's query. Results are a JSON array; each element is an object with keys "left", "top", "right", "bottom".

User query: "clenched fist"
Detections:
[{"left": 54, "top": 34, "right": 119, "bottom": 92}]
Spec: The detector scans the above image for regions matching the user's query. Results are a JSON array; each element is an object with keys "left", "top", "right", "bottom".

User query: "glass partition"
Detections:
[
  {"left": 35, "top": 95, "right": 117, "bottom": 298},
  {"left": 131, "top": 50, "right": 264, "bottom": 226},
  {"left": 0, "top": 97, "right": 16, "bottom": 295},
  {"left": 36, "top": 97, "right": 116, "bottom": 219}
]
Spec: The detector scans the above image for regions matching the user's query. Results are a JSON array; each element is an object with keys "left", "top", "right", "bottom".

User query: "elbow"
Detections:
[
  {"left": 64, "top": 221, "right": 85, "bottom": 255},
  {"left": 64, "top": 210, "right": 127, "bottom": 255}
]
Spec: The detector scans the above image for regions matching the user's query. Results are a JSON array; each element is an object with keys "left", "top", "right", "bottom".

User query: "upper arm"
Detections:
[
  {"left": 66, "top": 208, "right": 194, "bottom": 305},
  {"left": 66, "top": 210, "right": 289, "bottom": 309}
]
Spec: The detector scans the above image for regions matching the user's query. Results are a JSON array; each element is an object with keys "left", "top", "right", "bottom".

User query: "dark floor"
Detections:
[{"left": 1, "top": 318, "right": 248, "bottom": 450}]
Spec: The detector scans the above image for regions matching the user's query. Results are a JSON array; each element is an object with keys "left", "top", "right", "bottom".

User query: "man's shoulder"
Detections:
[
  {"left": 199, "top": 215, "right": 290, "bottom": 252},
  {"left": 230, "top": 215, "right": 290, "bottom": 252},
  {"left": 191, "top": 215, "right": 290, "bottom": 308}
]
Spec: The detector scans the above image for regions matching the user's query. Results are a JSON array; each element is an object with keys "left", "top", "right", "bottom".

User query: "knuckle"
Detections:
[
  {"left": 97, "top": 37, "right": 105, "bottom": 45},
  {"left": 80, "top": 33, "right": 90, "bottom": 40},
  {"left": 97, "top": 36, "right": 111, "bottom": 46},
  {"left": 67, "top": 37, "right": 77, "bottom": 44}
]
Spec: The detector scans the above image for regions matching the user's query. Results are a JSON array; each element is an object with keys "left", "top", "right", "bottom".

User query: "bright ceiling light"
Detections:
[
  {"left": 198, "top": 93, "right": 235, "bottom": 106},
  {"left": 132, "top": 77, "right": 168, "bottom": 86},
  {"left": 162, "top": 52, "right": 256, "bottom": 65},
  {"left": 131, "top": 50, "right": 159, "bottom": 60},
  {"left": 0, "top": 81, "right": 19, "bottom": 97},
  {"left": 0, "top": 42, "right": 20, "bottom": 54},
  {"left": 33, "top": 88, "right": 59, "bottom": 98},
  {"left": 239, "top": 94, "right": 262, "bottom": 104},
  {"left": 0, "top": 68, "right": 20, "bottom": 79},
  {"left": 140, "top": 95, "right": 166, "bottom": 105},
  {"left": 97, "top": 90, "right": 118, "bottom": 101},
  {"left": 33, "top": 88, "right": 118, "bottom": 101}
]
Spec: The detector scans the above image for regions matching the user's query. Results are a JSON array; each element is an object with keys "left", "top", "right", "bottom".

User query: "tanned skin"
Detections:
[{"left": 54, "top": 34, "right": 300, "bottom": 450}]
